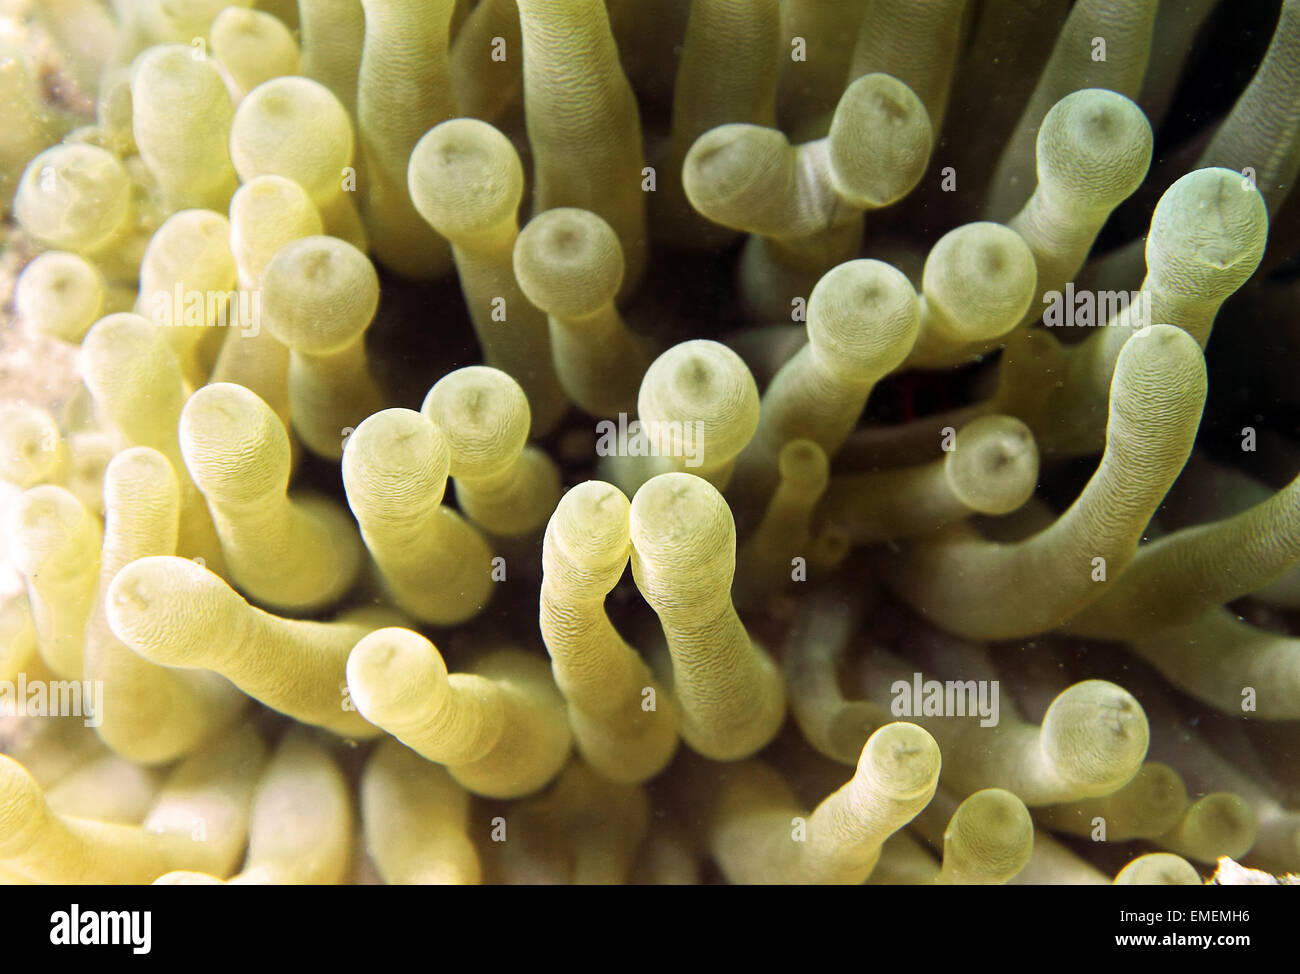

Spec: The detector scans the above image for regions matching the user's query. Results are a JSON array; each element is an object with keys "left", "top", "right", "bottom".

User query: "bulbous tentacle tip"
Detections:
[
  {"left": 346, "top": 627, "right": 449, "bottom": 725},
  {"left": 944, "top": 415, "right": 1040, "bottom": 516},
  {"left": 546, "top": 480, "right": 631, "bottom": 569},
  {"left": 777, "top": 437, "right": 829, "bottom": 486},
  {"left": 829, "top": 72, "right": 932, "bottom": 207},
  {"left": 180, "top": 382, "right": 289, "bottom": 500},
  {"left": 261, "top": 235, "right": 379, "bottom": 355},
  {"left": 1042, "top": 680, "right": 1149, "bottom": 792},
  {"left": 14, "top": 143, "right": 132, "bottom": 251},
  {"left": 1146, "top": 167, "right": 1269, "bottom": 298},
  {"left": 105, "top": 555, "right": 231, "bottom": 663},
  {"left": 807, "top": 258, "right": 920, "bottom": 373},
  {"left": 342, "top": 408, "right": 449, "bottom": 501},
  {"left": 1112, "top": 322, "right": 1207, "bottom": 413},
  {"left": 1036, "top": 89, "right": 1154, "bottom": 207},
  {"left": 1114, "top": 853, "right": 1203, "bottom": 885},
  {"left": 629, "top": 472, "right": 734, "bottom": 571},
  {"left": 6, "top": 484, "right": 90, "bottom": 568},
  {"left": 421, "top": 366, "right": 532, "bottom": 478},
  {"left": 681, "top": 123, "right": 792, "bottom": 234},
  {"left": 639, "top": 339, "right": 760, "bottom": 465},
  {"left": 944, "top": 788, "right": 1035, "bottom": 880},
  {"left": 153, "top": 870, "right": 225, "bottom": 885},
  {"left": 922, "top": 221, "right": 1038, "bottom": 342},
  {"left": 859, "top": 721, "right": 941, "bottom": 803},
  {"left": 409, "top": 118, "right": 524, "bottom": 239},
  {"left": 513, "top": 207, "right": 625, "bottom": 318}
]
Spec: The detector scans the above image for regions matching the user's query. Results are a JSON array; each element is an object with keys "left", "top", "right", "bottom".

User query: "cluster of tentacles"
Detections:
[{"left": 1, "top": 0, "right": 1299, "bottom": 884}]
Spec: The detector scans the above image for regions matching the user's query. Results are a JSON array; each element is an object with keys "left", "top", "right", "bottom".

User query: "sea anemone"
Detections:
[{"left": 1, "top": 0, "right": 1299, "bottom": 886}]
